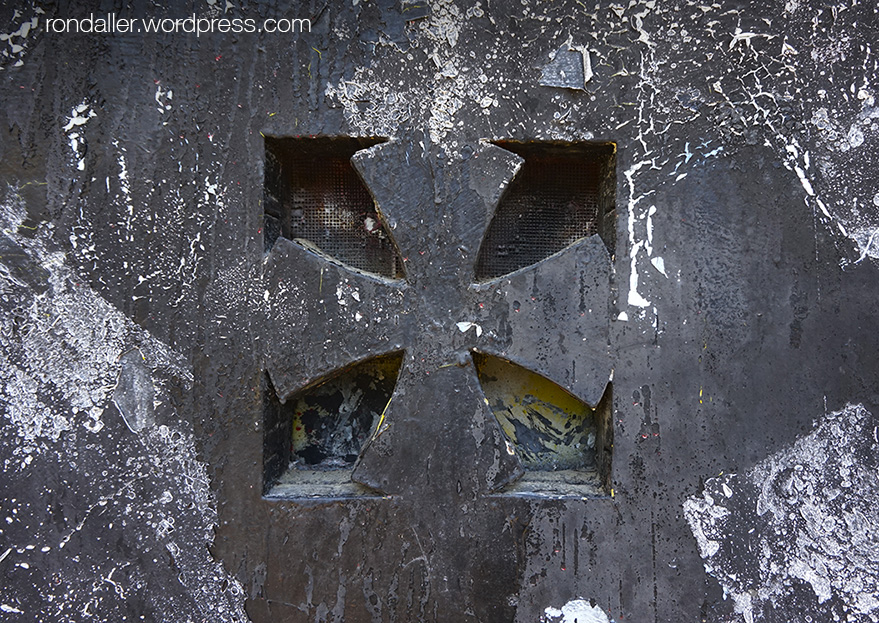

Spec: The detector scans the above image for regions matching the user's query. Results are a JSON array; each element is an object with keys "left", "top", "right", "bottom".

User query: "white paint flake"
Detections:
[
  {"left": 685, "top": 404, "right": 879, "bottom": 622},
  {"left": 456, "top": 321, "right": 483, "bottom": 337},
  {"left": 62, "top": 102, "right": 96, "bottom": 171},
  {"left": 0, "top": 8, "right": 41, "bottom": 68},
  {"left": 650, "top": 256, "right": 667, "bottom": 276},
  {"left": 542, "top": 599, "right": 611, "bottom": 623},
  {"left": 155, "top": 84, "right": 173, "bottom": 115},
  {"left": 729, "top": 28, "right": 776, "bottom": 53},
  {"left": 624, "top": 161, "right": 652, "bottom": 308}
]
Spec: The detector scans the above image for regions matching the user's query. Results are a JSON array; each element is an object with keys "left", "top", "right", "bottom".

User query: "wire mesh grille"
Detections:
[
  {"left": 264, "top": 137, "right": 403, "bottom": 279},
  {"left": 475, "top": 142, "right": 615, "bottom": 280}
]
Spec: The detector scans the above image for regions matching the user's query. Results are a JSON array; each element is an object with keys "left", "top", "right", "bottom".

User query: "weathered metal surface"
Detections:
[
  {"left": 264, "top": 236, "right": 409, "bottom": 399},
  {"left": 471, "top": 235, "right": 613, "bottom": 408},
  {"left": 1, "top": 1, "right": 878, "bottom": 622}
]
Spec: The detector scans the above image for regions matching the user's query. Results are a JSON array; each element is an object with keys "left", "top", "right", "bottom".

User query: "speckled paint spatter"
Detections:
[
  {"left": 0, "top": 194, "right": 247, "bottom": 621},
  {"left": 1, "top": 0, "right": 878, "bottom": 620},
  {"left": 685, "top": 404, "right": 879, "bottom": 623}
]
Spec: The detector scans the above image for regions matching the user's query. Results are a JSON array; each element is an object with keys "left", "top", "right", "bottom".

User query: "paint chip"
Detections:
[
  {"left": 542, "top": 599, "right": 611, "bottom": 623},
  {"left": 651, "top": 256, "right": 667, "bottom": 276},
  {"left": 539, "top": 42, "right": 592, "bottom": 91},
  {"left": 113, "top": 350, "right": 156, "bottom": 434},
  {"left": 456, "top": 321, "right": 483, "bottom": 337}
]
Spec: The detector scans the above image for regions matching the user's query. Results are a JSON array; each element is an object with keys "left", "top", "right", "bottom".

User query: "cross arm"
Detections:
[
  {"left": 263, "top": 237, "right": 411, "bottom": 401},
  {"left": 468, "top": 235, "right": 613, "bottom": 407},
  {"left": 352, "top": 363, "right": 524, "bottom": 495}
]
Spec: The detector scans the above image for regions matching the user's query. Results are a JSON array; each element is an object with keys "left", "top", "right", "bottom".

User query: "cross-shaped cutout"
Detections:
[{"left": 262, "top": 138, "right": 615, "bottom": 499}]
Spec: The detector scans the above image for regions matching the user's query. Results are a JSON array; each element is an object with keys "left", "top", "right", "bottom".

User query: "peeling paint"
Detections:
[
  {"left": 539, "top": 39, "right": 593, "bottom": 91},
  {"left": 542, "top": 599, "right": 612, "bottom": 623},
  {"left": 0, "top": 7, "right": 40, "bottom": 69},
  {"left": 685, "top": 404, "right": 879, "bottom": 623},
  {"left": 0, "top": 194, "right": 248, "bottom": 621},
  {"left": 325, "top": 0, "right": 501, "bottom": 150},
  {"left": 62, "top": 101, "right": 96, "bottom": 172}
]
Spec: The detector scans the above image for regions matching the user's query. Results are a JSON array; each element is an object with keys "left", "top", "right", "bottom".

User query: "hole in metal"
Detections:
[
  {"left": 263, "top": 136, "right": 404, "bottom": 279},
  {"left": 472, "top": 351, "right": 612, "bottom": 497},
  {"left": 475, "top": 141, "right": 616, "bottom": 281},
  {"left": 263, "top": 353, "right": 403, "bottom": 499}
]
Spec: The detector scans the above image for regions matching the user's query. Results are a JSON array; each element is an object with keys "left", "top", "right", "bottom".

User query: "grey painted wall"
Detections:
[{"left": 1, "top": 0, "right": 878, "bottom": 621}]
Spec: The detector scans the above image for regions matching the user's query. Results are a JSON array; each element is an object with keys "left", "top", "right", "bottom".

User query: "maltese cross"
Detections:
[{"left": 264, "top": 140, "right": 612, "bottom": 497}]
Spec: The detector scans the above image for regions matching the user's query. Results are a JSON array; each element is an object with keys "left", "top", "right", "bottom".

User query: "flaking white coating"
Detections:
[
  {"left": 0, "top": 194, "right": 248, "bottom": 621},
  {"left": 685, "top": 404, "right": 879, "bottom": 622},
  {"left": 543, "top": 599, "right": 612, "bottom": 623}
]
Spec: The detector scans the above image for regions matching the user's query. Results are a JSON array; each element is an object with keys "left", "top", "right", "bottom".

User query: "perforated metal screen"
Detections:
[
  {"left": 475, "top": 142, "right": 615, "bottom": 280},
  {"left": 264, "top": 137, "right": 404, "bottom": 279}
]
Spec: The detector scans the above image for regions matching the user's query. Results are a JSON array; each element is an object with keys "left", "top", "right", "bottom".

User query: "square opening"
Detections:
[
  {"left": 476, "top": 141, "right": 616, "bottom": 281},
  {"left": 263, "top": 136, "right": 403, "bottom": 279},
  {"left": 473, "top": 351, "right": 613, "bottom": 498},
  {"left": 263, "top": 353, "right": 403, "bottom": 500}
]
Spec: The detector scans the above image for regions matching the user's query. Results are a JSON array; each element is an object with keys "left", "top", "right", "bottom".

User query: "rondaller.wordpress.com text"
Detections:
[{"left": 43, "top": 14, "right": 311, "bottom": 36}]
